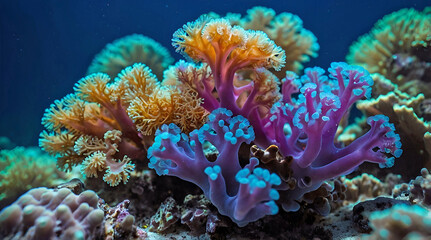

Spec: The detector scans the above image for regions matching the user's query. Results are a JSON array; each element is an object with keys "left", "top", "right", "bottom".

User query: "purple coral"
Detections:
[
  {"left": 0, "top": 187, "right": 104, "bottom": 240},
  {"left": 148, "top": 108, "right": 281, "bottom": 226},
  {"left": 262, "top": 63, "right": 402, "bottom": 211}
]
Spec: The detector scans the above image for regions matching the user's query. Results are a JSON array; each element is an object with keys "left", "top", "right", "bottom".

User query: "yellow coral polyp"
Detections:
[
  {"left": 116, "top": 63, "right": 160, "bottom": 102},
  {"left": 74, "top": 73, "right": 118, "bottom": 107},
  {"left": 103, "top": 156, "right": 135, "bottom": 187},
  {"left": 81, "top": 151, "right": 107, "bottom": 178}
]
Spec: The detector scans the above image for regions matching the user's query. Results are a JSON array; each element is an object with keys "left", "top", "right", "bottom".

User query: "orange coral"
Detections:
[
  {"left": 212, "top": 6, "right": 319, "bottom": 76},
  {"left": 172, "top": 17, "right": 284, "bottom": 120},
  {"left": 173, "top": 17, "right": 285, "bottom": 73}
]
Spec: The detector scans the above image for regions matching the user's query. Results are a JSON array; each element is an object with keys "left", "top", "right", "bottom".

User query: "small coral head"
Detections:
[{"left": 172, "top": 16, "right": 285, "bottom": 72}]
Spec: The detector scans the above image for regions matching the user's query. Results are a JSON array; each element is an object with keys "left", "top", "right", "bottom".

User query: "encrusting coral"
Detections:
[
  {"left": 350, "top": 78, "right": 431, "bottom": 179},
  {"left": 347, "top": 7, "right": 431, "bottom": 97},
  {"left": 212, "top": 6, "right": 319, "bottom": 77},
  {"left": 0, "top": 187, "right": 104, "bottom": 240},
  {"left": 366, "top": 204, "right": 431, "bottom": 240},
  {"left": 88, "top": 34, "right": 174, "bottom": 80},
  {"left": 0, "top": 147, "right": 75, "bottom": 208},
  {"left": 40, "top": 63, "right": 207, "bottom": 186}
]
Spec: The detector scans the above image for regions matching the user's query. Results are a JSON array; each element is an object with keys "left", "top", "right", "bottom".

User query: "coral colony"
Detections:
[{"left": 1, "top": 6, "right": 431, "bottom": 240}]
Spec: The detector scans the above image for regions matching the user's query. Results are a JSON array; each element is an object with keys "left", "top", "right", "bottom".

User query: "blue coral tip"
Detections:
[
  {"left": 205, "top": 166, "right": 221, "bottom": 181},
  {"left": 269, "top": 173, "right": 281, "bottom": 185},
  {"left": 265, "top": 201, "right": 279, "bottom": 215},
  {"left": 394, "top": 149, "right": 403, "bottom": 158},
  {"left": 269, "top": 189, "right": 280, "bottom": 200}
]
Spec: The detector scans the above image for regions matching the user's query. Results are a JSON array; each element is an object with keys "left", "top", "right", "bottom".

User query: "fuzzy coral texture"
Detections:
[
  {"left": 88, "top": 34, "right": 174, "bottom": 80},
  {"left": 212, "top": 6, "right": 319, "bottom": 77},
  {"left": 39, "top": 63, "right": 207, "bottom": 186},
  {"left": 347, "top": 7, "right": 431, "bottom": 97},
  {"left": 0, "top": 147, "right": 73, "bottom": 208},
  {"left": 0, "top": 187, "right": 104, "bottom": 240}
]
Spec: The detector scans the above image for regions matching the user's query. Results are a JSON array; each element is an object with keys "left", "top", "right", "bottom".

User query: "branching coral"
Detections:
[
  {"left": 40, "top": 63, "right": 207, "bottom": 186},
  {"left": 172, "top": 16, "right": 285, "bottom": 146},
  {"left": 0, "top": 147, "right": 74, "bottom": 208},
  {"left": 145, "top": 15, "right": 403, "bottom": 226},
  {"left": 212, "top": 6, "right": 319, "bottom": 76},
  {"left": 88, "top": 34, "right": 174, "bottom": 80},
  {"left": 0, "top": 187, "right": 104, "bottom": 240},
  {"left": 148, "top": 109, "right": 281, "bottom": 226},
  {"left": 347, "top": 7, "right": 431, "bottom": 97}
]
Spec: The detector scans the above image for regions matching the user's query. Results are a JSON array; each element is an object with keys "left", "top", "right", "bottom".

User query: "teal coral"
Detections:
[
  {"left": 0, "top": 147, "right": 73, "bottom": 208},
  {"left": 88, "top": 34, "right": 174, "bottom": 80},
  {"left": 347, "top": 7, "right": 431, "bottom": 97},
  {"left": 367, "top": 204, "right": 431, "bottom": 240}
]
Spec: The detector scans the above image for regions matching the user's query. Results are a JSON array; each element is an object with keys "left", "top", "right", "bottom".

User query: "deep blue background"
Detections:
[{"left": 1, "top": 0, "right": 429, "bottom": 146}]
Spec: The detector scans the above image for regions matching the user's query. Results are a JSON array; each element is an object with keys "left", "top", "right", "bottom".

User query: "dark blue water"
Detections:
[{"left": 1, "top": 0, "right": 429, "bottom": 146}]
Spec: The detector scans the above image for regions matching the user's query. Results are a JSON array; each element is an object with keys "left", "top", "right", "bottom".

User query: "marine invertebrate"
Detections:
[
  {"left": 394, "top": 168, "right": 431, "bottom": 207},
  {"left": 180, "top": 194, "right": 225, "bottom": 234},
  {"left": 40, "top": 63, "right": 207, "bottom": 186},
  {"left": 0, "top": 187, "right": 104, "bottom": 240},
  {"left": 101, "top": 199, "right": 148, "bottom": 240},
  {"left": 347, "top": 7, "right": 431, "bottom": 97},
  {"left": 172, "top": 16, "right": 284, "bottom": 146},
  {"left": 355, "top": 87, "right": 431, "bottom": 179},
  {"left": 0, "top": 147, "right": 73, "bottom": 208},
  {"left": 148, "top": 108, "right": 282, "bottom": 226},
  {"left": 342, "top": 173, "right": 401, "bottom": 202},
  {"left": 148, "top": 197, "right": 180, "bottom": 232},
  {"left": 88, "top": 34, "right": 174, "bottom": 80},
  {"left": 256, "top": 63, "right": 402, "bottom": 213},
  {"left": 367, "top": 204, "right": 431, "bottom": 240},
  {"left": 214, "top": 6, "right": 319, "bottom": 76},
  {"left": 149, "top": 16, "right": 402, "bottom": 226}
]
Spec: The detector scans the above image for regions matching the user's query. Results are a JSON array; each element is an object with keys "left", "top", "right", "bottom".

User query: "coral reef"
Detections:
[
  {"left": 0, "top": 187, "right": 104, "bottom": 240},
  {"left": 211, "top": 6, "right": 319, "bottom": 77},
  {"left": 0, "top": 147, "right": 74, "bottom": 208},
  {"left": 394, "top": 168, "right": 431, "bottom": 207},
  {"left": 19, "top": 6, "right": 423, "bottom": 239},
  {"left": 342, "top": 173, "right": 401, "bottom": 202},
  {"left": 147, "top": 15, "right": 402, "bottom": 227},
  {"left": 100, "top": 199, "right": 148, "bottom": 240},
  {"left": 88, "top": 34, "right": 174, "bottom": 80},
  {"left": 347, "top": 7, "right": 431, "bottom": 97},
  {"left": 40, "top": 63, "right": 207, "bottom": 186},
  {"left": 353, "top": 83, "right": 431, "bottom": 179}
]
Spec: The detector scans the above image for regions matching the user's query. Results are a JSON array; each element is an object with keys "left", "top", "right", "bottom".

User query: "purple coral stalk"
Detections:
[{"left": 148, "top": 108, "right": 281, "bottom": 226}]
